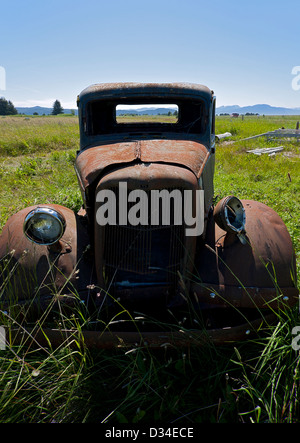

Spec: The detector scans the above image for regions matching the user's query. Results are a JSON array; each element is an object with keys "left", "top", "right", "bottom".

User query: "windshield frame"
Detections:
[{"left": 84, "top": 98, "right": 206, "bottom": 136}]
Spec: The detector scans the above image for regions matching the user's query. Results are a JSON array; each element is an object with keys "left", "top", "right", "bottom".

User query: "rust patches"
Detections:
[
  {"left": 193, "top": 199, "right": 298, "bottom": 309},
  {"left": 0, "top": 204, "right": 91, "bottom": 302},
  {"left": 75, "top": 142, "right": 138, "bottom": 190},
  {"left": 135, "top": 140, "right": 141, "bottom": 159},
  {"left": 139, "top": 139, "right": 208, "bottom": 178},
  {"left": 75, "top": 139, "right": 209, "bottom": 190},
  {"left": 78, "top": 82, "right": 214, "bottom": 104}
]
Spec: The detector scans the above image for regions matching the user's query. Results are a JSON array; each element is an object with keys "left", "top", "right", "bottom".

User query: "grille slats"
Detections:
[{"left": 102, "top": 186, "right": 186, "bottom": 289}]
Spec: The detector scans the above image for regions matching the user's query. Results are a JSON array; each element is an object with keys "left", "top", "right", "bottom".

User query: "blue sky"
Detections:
[{"left": 1, "top": 0, "right": 299, "bottom": 109}]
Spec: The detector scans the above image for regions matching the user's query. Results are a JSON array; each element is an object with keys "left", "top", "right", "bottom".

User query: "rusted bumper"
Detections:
[{"left": 7, "top": 313, "right": 277, "bottom": 349}]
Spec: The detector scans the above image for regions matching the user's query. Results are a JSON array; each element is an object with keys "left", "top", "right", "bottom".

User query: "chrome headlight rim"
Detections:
[
  {"left": 23, "top": 207, "right": 66, "bottom": 246},
  {"left": 213, "top": 195, "right": 246, "bottom": 234}
]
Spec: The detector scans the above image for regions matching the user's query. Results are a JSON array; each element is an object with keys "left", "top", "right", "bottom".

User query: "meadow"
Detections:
[{"left": 0, "top": 113, "right": 299, "bottom": 423}]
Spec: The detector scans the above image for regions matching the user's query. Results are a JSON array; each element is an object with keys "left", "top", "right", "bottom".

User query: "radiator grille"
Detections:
[{"left": 102, "top": 187, "right": 186, "bottom": 288}]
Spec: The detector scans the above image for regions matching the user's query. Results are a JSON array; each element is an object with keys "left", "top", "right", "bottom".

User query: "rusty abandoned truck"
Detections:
[{"left": 0, "top": 83, "right": 298, "bottom": 347}]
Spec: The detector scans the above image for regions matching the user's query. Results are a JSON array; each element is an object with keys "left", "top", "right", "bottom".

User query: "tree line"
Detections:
[
  {"left": 0, "top": 97, "right": 18, "bottom": 115},
  {"left": 0, "top": 98, "right": 65, "bottom": 116}
]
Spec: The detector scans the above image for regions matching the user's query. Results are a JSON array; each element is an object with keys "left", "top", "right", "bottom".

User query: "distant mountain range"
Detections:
[
  {"left": 15, "top": 104, "right": 300, "bottom": 116},
  {"left": 116, "top": 107, "right": 177, "bottom": 116},
  {"left": 216, "top": 104, "right": 300, "bottom": 116},
  {"left": 16, "top": 106, "right": 78, "bottom": 115}
]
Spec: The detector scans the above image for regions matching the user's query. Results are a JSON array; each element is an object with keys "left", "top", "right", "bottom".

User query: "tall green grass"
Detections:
[
  {"left": 214, "top": 115, "right": 300, "bottom": 275},
  {"left": 0, "top": 114, "right": 299, "bottom": 423},
  {"left": 0, "top": 115, "right": 79, "bottom": 157},
  {"left": 1, "top": 301, "right": 299, "bottom": 423}
]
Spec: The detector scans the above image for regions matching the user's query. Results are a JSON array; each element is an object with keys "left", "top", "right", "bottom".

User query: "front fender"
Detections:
[
  {"left": 192, "top": 200, "right": 298, "bottom": 310},
  {"left": 0, "top": 204, "right": 92, "bottom": 306}
]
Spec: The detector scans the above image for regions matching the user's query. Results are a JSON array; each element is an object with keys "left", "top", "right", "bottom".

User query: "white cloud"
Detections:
[{"left": 14, "top": 99, "right": 77, "bottom": 109}]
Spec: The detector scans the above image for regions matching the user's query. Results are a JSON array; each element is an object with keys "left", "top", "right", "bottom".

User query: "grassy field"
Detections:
[
  {"left": 0, "top": 113, "right": 299, "bottom": 423},
  {"left": 0, "top": 115, "right": 81, "bottom": 231}
]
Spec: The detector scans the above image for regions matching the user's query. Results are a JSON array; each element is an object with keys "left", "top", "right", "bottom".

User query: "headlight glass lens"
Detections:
[{"left": 24, "top": 208, "right": 66, "bottom": 245}]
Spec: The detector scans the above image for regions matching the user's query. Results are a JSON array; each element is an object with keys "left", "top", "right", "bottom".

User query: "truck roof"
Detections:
[{"left": 78, "top": 82, "right": 214, "bottom": 104}]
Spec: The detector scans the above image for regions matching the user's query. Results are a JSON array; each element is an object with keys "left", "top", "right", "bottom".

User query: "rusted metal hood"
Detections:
[
  {"left": 75, "top": 139, "right": 209, "bottom": 190},
  {"left": 140, "top": 139, "right": 209, "bottom": 177}
]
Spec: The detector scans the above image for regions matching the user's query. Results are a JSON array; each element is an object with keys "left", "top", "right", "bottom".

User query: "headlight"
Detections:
[
  {"left": 213, "top": 196, "right": 246, "bottom": 234},
  {"left": 23, "top": 207, "right": 66, "bottom": 245}
]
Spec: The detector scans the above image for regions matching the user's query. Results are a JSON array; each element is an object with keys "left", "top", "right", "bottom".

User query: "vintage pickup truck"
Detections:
[{"left": 0, "top": 83, "right": 298, "bottom": 347}]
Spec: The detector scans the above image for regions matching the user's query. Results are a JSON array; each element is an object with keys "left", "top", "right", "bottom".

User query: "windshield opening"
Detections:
[
  {"left": 85, "top": 100, "right": 204, "bottom": 136},
  {"left": 116, "top": 104, "right": 179, "bottom": 124}
]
